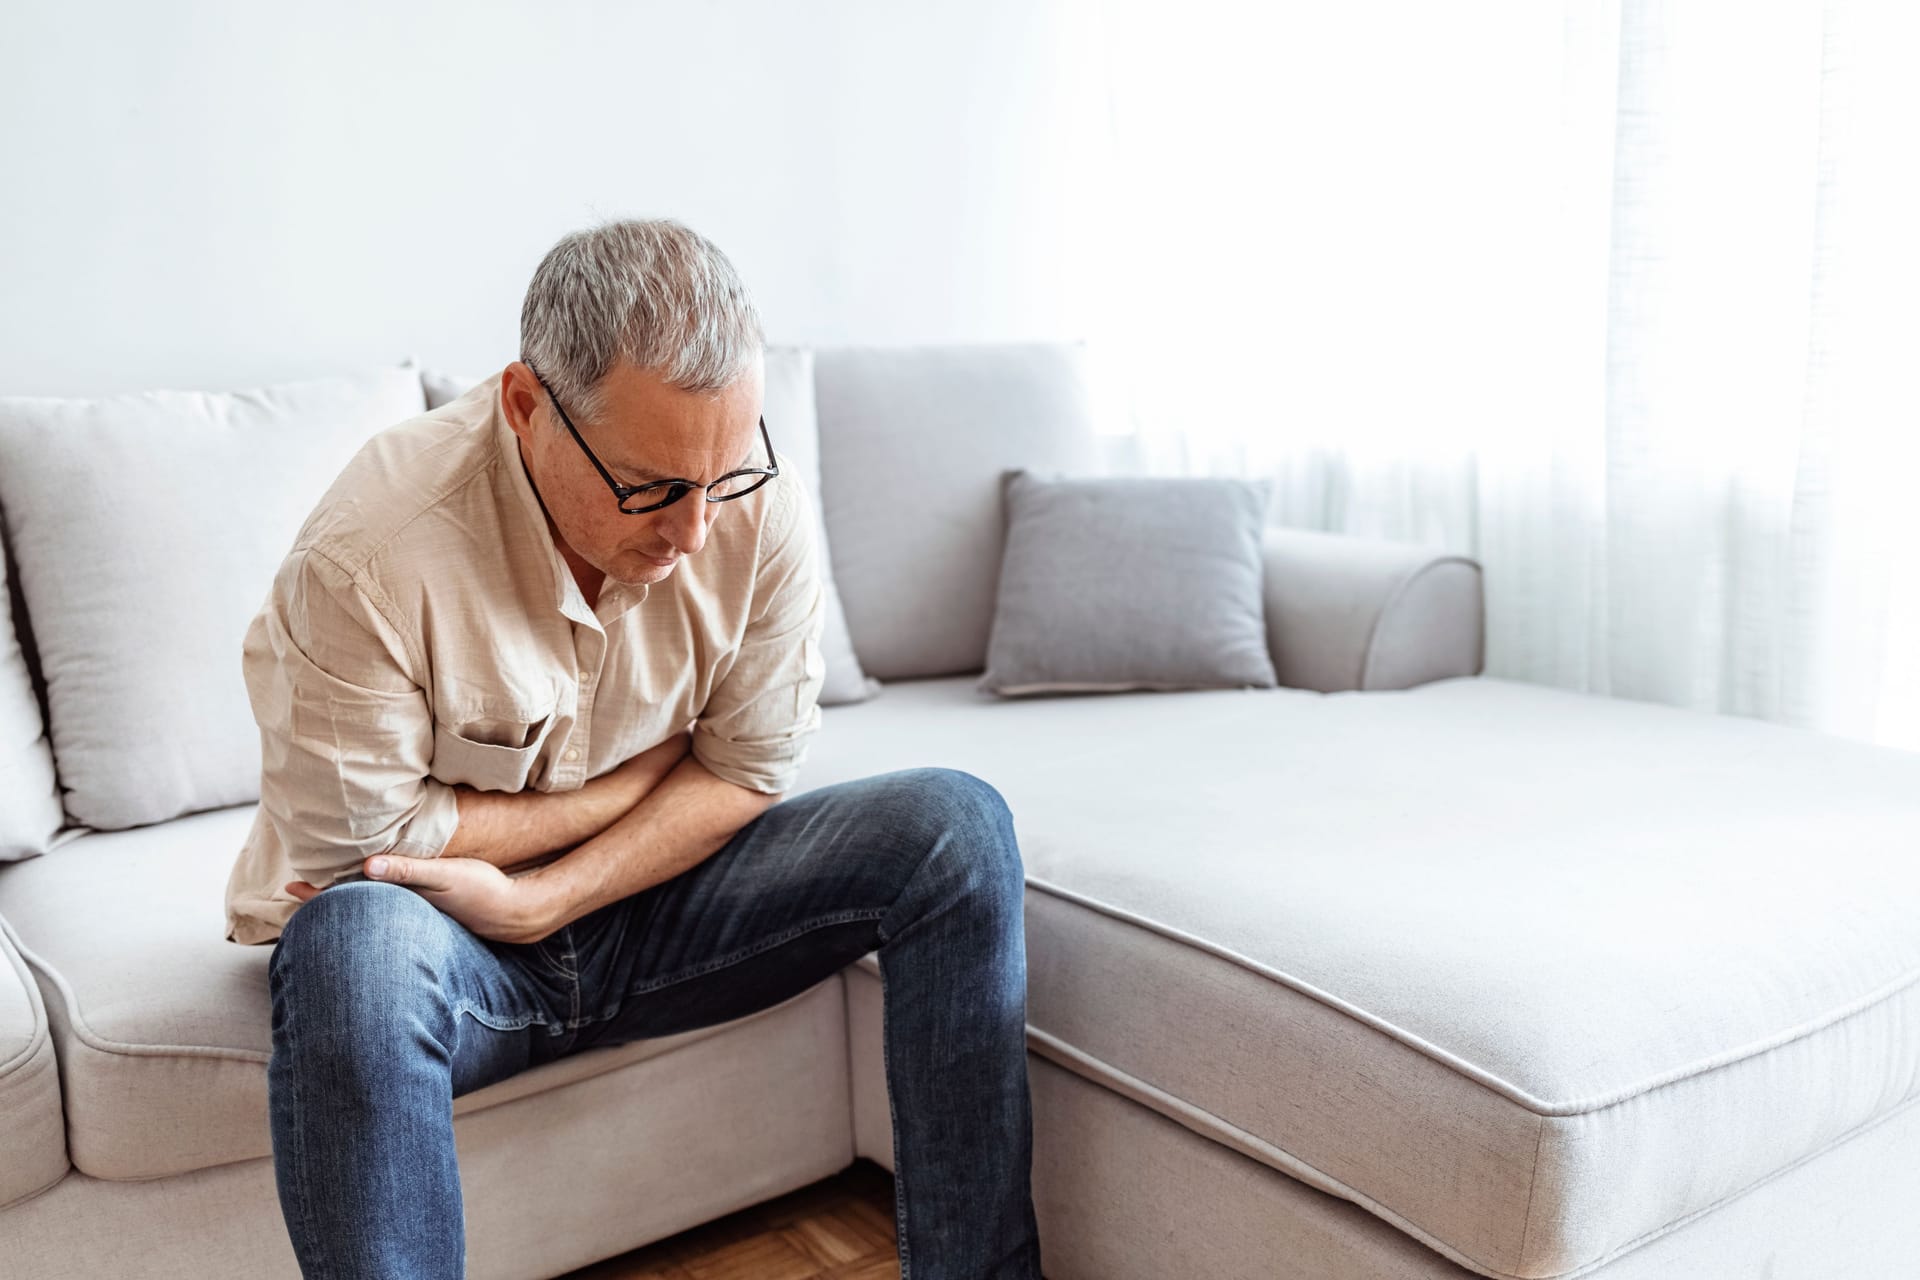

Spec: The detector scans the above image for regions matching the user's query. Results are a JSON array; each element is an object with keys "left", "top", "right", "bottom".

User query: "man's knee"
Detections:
[
  {"left": 270, "top": 880, "right": 451, "bottom": 1005},
  {"left": 885, "top": 767, "right": 1025, "bottom": 898}
]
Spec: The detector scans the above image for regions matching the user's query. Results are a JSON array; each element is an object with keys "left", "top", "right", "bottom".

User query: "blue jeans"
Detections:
[{"left": 266, "top": 766, "right": 1042, "bottom": 1280}]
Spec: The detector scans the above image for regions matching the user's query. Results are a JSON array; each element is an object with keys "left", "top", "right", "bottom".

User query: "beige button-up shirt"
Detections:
[{"left": 224, "top": 372, "right": 826, "bottom": 945}]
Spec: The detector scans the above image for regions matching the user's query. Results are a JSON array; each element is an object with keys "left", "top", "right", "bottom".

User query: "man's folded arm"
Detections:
[
  {"left": 438, "top": 731, "right": 694, "bottom": 870},
  {"left": 246, "top": 546, "right": 459, "bottom": 888},
  {"left": 248, "top": 547, "right": 689, "bottom": 888}
]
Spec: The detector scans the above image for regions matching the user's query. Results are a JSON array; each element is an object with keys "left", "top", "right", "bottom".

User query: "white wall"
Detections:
[{"left": 0, "top": 0, "right": 1099, "bottom": 396}]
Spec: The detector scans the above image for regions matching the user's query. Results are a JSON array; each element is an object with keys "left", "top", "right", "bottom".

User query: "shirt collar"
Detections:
[{"left": 485, "top": 374, "right": 649, "bottom": 627}]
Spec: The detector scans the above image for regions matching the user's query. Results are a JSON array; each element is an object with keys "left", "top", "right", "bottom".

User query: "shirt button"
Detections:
[
  {"left": 562, "top": 748, "right": 580, "bottom": 762},
  {"left": 578, "top": 670, "right": 592, "bottom": 682}
]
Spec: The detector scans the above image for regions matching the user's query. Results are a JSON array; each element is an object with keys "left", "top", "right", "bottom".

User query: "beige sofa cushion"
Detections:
[
  {"left": 812, "top": 341, "right": 1098, "bottom": 681},
  {"left": 0, "top": 804, "right": 853, "bottom": 1182},
  {"left": 0, "top": 914, "right": 66, "bottom": 1205},
  {"left": 790, "top": 675, "right": 1920, "bottom": 1279},
  {"left": 0, "top": 368, "right": 427, "bottom": 830}
]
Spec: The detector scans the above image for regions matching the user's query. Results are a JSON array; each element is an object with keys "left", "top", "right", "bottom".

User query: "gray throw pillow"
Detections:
[{"left": 977, "top": 470, "right": 1279, "bottom": 697}]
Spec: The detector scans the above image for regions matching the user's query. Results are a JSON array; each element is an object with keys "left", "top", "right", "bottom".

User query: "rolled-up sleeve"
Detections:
[
  {"left": 244, "top": 545, "right": 460, "bottom": 884},
  {"left": 691, "top": 475, "right": 828, "bottom": 795}
]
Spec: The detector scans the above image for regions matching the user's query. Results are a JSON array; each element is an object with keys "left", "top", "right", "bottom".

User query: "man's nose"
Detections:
[{"left": 663, "top": 491, "right": 712, "bottom": 553}]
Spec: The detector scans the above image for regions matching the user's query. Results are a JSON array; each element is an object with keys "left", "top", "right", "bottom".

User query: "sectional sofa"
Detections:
[{"left": 2, "top": 342, "right": 1917, "bottom": 1279}]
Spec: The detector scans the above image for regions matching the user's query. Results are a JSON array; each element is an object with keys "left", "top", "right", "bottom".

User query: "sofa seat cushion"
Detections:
[
  {"left": 793, "top": 676, "right": 1920, "bottom": 1280},
  {"left": 0, "top": 806, "right": 848, "bottom": 1181},
  {"left": 0, "top": 915, "right": 66, "bottom": 1205}
]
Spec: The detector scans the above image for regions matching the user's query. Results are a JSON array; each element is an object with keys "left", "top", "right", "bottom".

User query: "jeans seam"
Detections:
[
  {"left": 278, "top": 980, "right": 327, "bottom": 1279},
  {"left": 537, "top": 928, "right": 588, "bottom": 1028},
  {"left": 450, "top": 999, "right": 547, "bottom": 1035},
  {"left": 560, "top": 944, "right": 582, "bottom": 1027},
  {"left": 620, "top": 909, "right": 889, "bottom": 1000},
  {"left": 878, "top": 959, "right": 913, "bottom": 1280}
]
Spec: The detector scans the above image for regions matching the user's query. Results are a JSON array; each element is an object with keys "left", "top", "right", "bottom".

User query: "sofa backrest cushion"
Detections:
[
  {"left": 812, "top": 341, "right": 1096, "bottom": 681},
  {"left": 0, "top": 535, "right": 62, "bottom": 860},
  {"left": 422, "top": 366, "right": 482, "bottom": 411},
  {"left": 0, "top": 367, "right": 427, "bottom": 831}
]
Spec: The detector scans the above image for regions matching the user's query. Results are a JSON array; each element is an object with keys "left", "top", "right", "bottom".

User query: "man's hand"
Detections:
[{"left": 284, "top": 853, "right": 554, "bottom": 945}]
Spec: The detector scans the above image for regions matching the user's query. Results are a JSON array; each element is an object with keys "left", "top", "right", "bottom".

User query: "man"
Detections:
[{"left": 224, "top": 218, "right": 1044, "bottom": 1279}]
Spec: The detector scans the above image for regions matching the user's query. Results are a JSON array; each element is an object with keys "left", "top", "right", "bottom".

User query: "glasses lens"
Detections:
[
  {"left": 621, "top": 483, "right": 687, "bottom": 513},
  {"left": 707, "top": 472, "right": 772, "bottom": 501}
]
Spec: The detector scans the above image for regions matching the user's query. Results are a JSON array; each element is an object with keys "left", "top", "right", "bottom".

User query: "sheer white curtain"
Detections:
[{"left": 1067, "top": 0, "right": 1920, "bottom": 749}]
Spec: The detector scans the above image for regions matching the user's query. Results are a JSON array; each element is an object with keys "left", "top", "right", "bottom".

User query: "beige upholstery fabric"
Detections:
[
  {"left": 795, "top": 675, "right": 1920, "bottom": 1278},
  {"left": 0, "top": 979, "right": 853, "bottom": 1280},
  {"left": 844, "top": 959, "right": 893, "bottom": 1175},
  {"left": 812, "top": 341, "right": 1097, "bottom": 681},
  {"left": 0, "top": 804, "right": 853, "bottom": 1183},
  {"left": 857, "top": 958, "right": 1920, "bottom": 1279},
  {"left": 0, "top": 916, "right": 65, "bottom": 1206}
]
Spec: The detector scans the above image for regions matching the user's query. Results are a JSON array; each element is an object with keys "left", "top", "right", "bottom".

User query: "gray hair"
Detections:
[{"left": 519, "top": 218, "right": 764, "bottom": 422}]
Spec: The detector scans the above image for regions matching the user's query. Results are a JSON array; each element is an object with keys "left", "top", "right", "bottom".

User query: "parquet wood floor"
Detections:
[{"left": 559, "top": 1158, "right": 903, "bottom": 1280}]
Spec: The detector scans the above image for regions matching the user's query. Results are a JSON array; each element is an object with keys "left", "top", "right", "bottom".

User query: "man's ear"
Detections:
[{"left": 500, "top": 361, "right": 542, "bottom": 445}]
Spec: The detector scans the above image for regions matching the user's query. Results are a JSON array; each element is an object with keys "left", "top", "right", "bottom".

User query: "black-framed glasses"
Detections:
[{"left": 524, "top": 359, "right": 778, "bottom": 515}]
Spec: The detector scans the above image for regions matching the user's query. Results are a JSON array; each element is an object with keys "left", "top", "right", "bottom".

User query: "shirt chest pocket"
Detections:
[{"left": 431, "top": 706, "right": 558, "bottom": 792}]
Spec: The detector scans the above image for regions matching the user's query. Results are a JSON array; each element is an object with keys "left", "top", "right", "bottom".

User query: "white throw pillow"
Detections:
[
  {"left": 418, "top": 353, "right": 882, "bottom": 707},
  {"left": 0, "top": 366, "right": 428, "bottom": 830},
  {"left": 0, "top": 539, "right": 63, "bottom": 859}
]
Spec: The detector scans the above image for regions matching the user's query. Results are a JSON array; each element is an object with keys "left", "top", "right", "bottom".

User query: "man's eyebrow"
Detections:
[{"left": 621, "top": 446, "right": 757, "bottom": 485}]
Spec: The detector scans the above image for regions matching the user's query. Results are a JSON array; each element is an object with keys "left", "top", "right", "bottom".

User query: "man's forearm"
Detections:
[
  {"left": 440, "top": 731, "right": 692, "bottom": 872},
  {"left": 520, "top": 752, "right": 780, "bottom": 934}
]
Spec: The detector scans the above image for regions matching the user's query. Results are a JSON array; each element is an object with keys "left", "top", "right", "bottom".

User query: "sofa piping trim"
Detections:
[
  {"left": 1030, "top": 1025, "right": 1920, "bottom": 1280},
  {"left": 1023, "top": 874, "right": 1920, "bottom": 1117},
  {"left": 1357, "top": 555, "right": 1482, "bottom": 691}
]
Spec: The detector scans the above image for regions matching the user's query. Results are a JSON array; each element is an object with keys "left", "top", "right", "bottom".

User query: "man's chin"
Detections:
[{"left": 613, "top": 552, "right": 677, "bottom": 583}]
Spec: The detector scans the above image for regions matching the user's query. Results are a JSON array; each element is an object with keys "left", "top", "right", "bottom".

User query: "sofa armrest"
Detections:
[
  {"left": 1260, "top": 528, "right": 1485, "bottom": 692},
  {"left": 1, "top": 911, "right": 68, "bottom": 1206}
]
